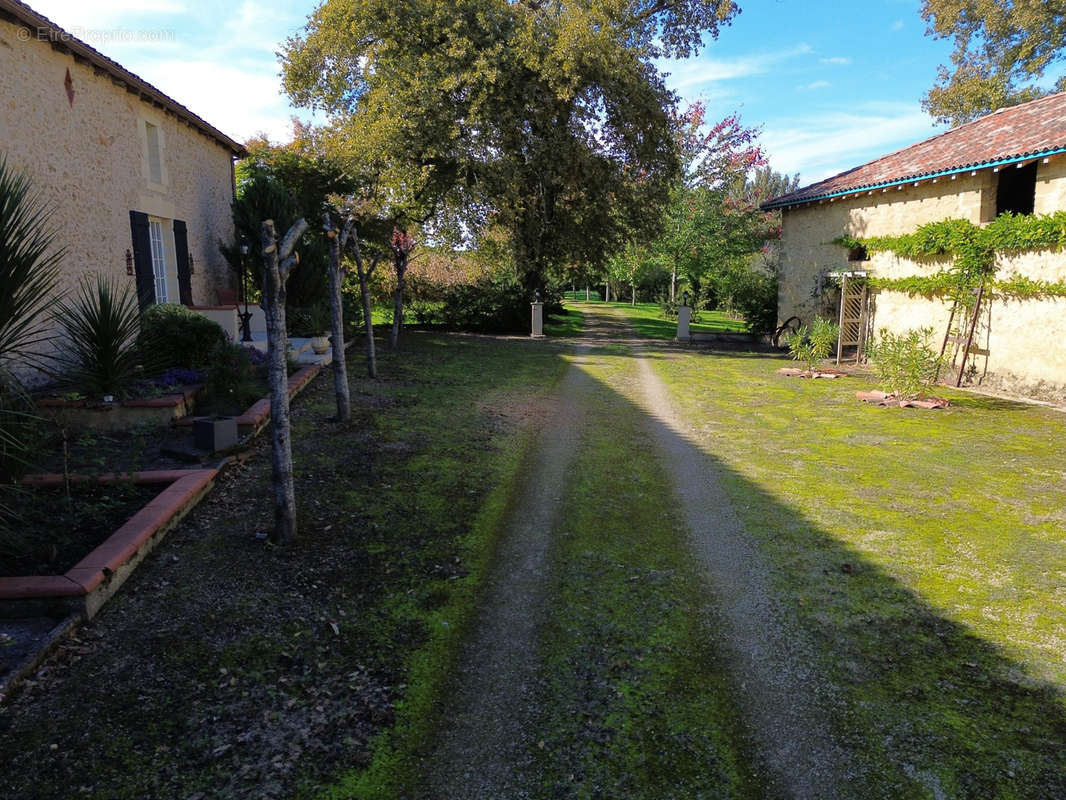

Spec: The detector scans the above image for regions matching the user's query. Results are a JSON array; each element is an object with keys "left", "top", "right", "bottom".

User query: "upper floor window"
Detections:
[
  {"left": 996, "top": 161, "right": 1037, "bottom": 217},
  {"left": 145, "top": 121, "right": 164, "bottom": 184}
]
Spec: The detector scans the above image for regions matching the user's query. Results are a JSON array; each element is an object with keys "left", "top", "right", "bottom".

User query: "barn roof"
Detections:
[{"left": 763, "top": 92, "right": 1066, "bottom": 210}]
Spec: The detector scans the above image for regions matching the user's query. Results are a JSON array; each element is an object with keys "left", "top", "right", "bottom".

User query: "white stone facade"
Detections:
[
  {"left": 777, "top": 156, "right": 1066, "bottom": 403},
  {"left": 0, "top": 7, "right": 241, "bottom": 373}
]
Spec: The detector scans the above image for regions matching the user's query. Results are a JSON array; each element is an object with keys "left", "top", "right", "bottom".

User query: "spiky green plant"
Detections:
[
  {"left": 53, "top": 276, "right": 145, "bottom": 398},
  {"left": 787, "top": 317, "right": 840, "bottom": 374},
  {"left": 0, "top": 157, "right": 64, "bottom": 489},
  {"left": 0, "top": 156, "right": 64, "bottom": 375}
]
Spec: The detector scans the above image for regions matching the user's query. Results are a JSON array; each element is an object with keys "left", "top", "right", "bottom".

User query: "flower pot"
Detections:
[
  {"left": 310, "top": 334, "right": 330, "bottom": 355},
  {"left": 193, "top": 415, "right": 238, "bottom": 452}
]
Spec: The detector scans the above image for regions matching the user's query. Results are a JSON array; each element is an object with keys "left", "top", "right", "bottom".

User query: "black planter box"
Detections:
[{"left": 193, "top": 416, "right": 238, "bottom": 452}]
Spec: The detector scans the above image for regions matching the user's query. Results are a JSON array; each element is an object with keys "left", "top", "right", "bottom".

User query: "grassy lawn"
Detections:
[
  {"left": 535, "top": 347, "right": 763, "bottom": 798},
  {"left": 544, "top": 305, "right": 585, "bottom": 337},
  {"left": 571, "top": 301, "right": 748, "bottom": 339},
  {"left": 0, "top": 332, "right": 570, "bottom": 800},
  {"left": 649, "top": 348, "right": 1066, "bottom": 795}
]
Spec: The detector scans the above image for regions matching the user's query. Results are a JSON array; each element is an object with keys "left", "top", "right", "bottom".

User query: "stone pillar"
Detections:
[
  {"left": 531, "top": 302, "right": 545, "bottom": 338},
  {"left": 676, "top": 305, "right": 691, "bottom": 342}
]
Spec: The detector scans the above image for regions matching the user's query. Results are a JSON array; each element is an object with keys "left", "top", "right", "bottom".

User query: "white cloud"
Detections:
[
  {"left": 819, "top": 57, "right": 852, "bottom": 65},
  {"left": 761, "top": 103, "right": 940, "bottom": 184},
  {"left": 660, "top": 43, "right": 813, "bottom": 91},
  {"left": 800, "top": 80, "right": 831, "bottom": 90},
  {"left": 26, "top": 0, "right": 316, "bottom": 145},
  {"left": 891, "top": 20, "right": 905, "bottom": 31}
]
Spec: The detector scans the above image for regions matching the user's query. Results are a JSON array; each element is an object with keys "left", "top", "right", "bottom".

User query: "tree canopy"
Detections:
[
  {"left": 921, "top": 0, "right": 1066, "bottom": 126},
  {"left": 280, "top": 0, "right": 739, "bottom": 293}
]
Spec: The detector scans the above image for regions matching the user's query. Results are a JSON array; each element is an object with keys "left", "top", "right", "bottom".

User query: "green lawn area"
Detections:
[
  {"left": 650, "top": 349, "right": 1066, "bottom": 795},
  {"left": 544, "top": 305, "right": 585, "bottom": 337},
  {"left": 571, "top": 301, "right": 747, "bottom": 339}
]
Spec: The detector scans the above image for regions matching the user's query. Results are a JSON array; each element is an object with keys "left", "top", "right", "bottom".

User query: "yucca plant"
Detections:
[
  {"left": 53, "top": 276, "right": 145, "bottom": 398},
  {"left": 0, "top": 157, "right": 64, "bottom": 374},
  {"left": 0, "top": 158, "right": 64, "bottom": 487}
]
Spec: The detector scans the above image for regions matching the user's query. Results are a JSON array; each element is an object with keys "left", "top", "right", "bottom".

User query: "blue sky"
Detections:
[{"left": 24, "top": 0, "right": 1003, "bottom": 187}]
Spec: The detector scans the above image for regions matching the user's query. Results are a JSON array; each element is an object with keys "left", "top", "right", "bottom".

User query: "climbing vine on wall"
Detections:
[{"left": 833, "top": 211, "right": 1066, "bottom": 302}]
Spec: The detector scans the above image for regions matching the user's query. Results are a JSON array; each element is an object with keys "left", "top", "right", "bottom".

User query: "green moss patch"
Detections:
[{"left": 650, "top": 348, "right": 1066, "bottom": 795}]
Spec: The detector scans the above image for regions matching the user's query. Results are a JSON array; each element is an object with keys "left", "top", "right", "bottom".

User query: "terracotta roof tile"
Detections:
[{"left": 764, "top": 92, "right": 1066, "bottom": 209}]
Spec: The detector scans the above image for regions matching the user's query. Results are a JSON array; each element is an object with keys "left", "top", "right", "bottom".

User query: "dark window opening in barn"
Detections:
[
  {"left": 996, "top": 161, "right": 1037, "bottom": 216},
  {"left": 847, "top": 245, "right": 869, "bottom": 262}
]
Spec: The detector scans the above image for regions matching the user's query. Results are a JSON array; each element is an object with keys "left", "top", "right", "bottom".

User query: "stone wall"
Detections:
[
  {"left": 778, "top": 157, "right": 1066, "bottom": 402},
  {"left": 0, "top": 16, "right": 238, "bottom": 376}
]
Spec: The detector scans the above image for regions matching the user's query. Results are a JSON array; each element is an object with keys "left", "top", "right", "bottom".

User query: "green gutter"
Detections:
[{"left": 761, "top": 146, "right": 1066, "bottom": 211}]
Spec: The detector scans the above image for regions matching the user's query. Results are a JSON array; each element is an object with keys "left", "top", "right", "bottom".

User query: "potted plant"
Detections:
[{"left": 289, "top": 304, "right": 331, "bottom": 354}]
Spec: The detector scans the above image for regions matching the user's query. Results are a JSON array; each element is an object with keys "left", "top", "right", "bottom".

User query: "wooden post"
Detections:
[
  {"left": 346, "top": 227, "right": 379, "bottom": 379},
  {"left": 261, "top": 217, "right": 308, "bottom": 546}
]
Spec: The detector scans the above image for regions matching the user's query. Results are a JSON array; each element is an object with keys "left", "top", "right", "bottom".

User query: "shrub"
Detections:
[
  {"left": 867, "top": 327, "right": 944, "bottom": 398},
  {"left": 137, "top": 303, "right": 228, "bottom": 370},
  {"left": 730, "top": 272, "right": 778, "bottom": 334},
  {"left": 52, "top": 276, "right": 144, "bottom": 398},
  {"left": 437, "top": 276, "right": 529, "bottom": 332},
  {"left": 197, "top": 341, "right": 267, "bottom": 416},
  {"left": 787, "top": 317, "right": 839, "bottom": 374}
]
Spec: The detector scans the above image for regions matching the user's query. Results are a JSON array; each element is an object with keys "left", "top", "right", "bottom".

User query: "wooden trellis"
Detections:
[{"left": 833, "top": 272, "right": 870, "bottom": 365}]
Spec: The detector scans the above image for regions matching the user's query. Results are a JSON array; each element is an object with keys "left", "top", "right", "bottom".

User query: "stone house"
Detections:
[
  {"left": 764, "top": 92, "right": 1066, "bottom": 403},
  {"left": 0, "top": 0, "right": 245, "bottom": 362}
]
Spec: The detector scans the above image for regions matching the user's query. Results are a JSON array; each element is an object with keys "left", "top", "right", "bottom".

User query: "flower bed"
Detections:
[
  {"left": 0, "top": 470, "right": 218, "bottom": 620},
  {"left": 38, "top": 386, "right": 202, "bottom": 431}
]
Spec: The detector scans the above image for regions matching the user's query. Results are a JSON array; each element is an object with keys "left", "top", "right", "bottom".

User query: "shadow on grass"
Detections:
[{"left": 567, "top": 344, "right": 1066, "bottom": 796}]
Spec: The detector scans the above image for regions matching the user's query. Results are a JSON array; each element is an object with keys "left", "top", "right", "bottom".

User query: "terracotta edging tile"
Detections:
[
  {"left": 2, "top": 469, "right": 217, "bottom": 600},
  {"left": 0, "top": 575, "right": 84, "bottom": 600}
]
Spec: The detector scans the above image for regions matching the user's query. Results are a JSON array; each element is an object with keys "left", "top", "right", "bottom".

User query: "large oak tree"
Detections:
[
  {"left": 922, "top": 0, "right": 1066, "bottom": 126},
  {"left": 281, "top": 0, "right": 738, "bottom": 294}
]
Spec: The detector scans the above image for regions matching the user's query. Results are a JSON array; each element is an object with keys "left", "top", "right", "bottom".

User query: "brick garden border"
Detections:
[{"left": 0, "top": 469, "right": 218, "bottom": 619}]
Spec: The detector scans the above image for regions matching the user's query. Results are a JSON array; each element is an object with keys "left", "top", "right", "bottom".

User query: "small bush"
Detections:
[
  {"left": 787, "top": 317, "right": 839, "bottom": 374},
  {"left": 137, "top": 303, "right": 228, "bottom": 370},
  {"left": 730, "top": 272, "right": 778, "bottom": 334},
  {"left": 867, "top": 327, "right": 943, "bottom": 398},
  {"left": 437, "top": 277, "right": 529, "bottom": 332},
  {"left": 197, "top": 341, "right": 267, "bottom": 416},
  {"left": 52, "top": 276, "right": 144, "bottom": 398}
]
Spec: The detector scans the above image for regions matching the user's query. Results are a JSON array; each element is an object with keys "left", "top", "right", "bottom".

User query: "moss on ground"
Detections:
[
  {"left": 534, "top": 347, "right": 766, "bottom": 799},
  {"left": 648, "top": 348, "right": 1066, "bottom": 796}
]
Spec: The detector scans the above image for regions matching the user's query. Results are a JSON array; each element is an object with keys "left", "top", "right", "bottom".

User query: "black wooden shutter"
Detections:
[
  {"left": 129, "top": 210, "right": 155, "bottom": 311},
  {"left": 173, "top": 219, "right": 193, "bottom": 306}
]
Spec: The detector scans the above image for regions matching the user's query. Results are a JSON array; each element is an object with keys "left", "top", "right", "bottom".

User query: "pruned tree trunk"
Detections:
[
  {"left": 261, "top": 217, "right": 308, "bottom": 546},
  {"left": 390, "top": 259, "right": 405, "bottom": 350},
  {"left": 345, "top": 228, "right": 380, "bottom": 379},
  {"left": 323, "top": 211, "right": 351, "bottom": 422},
  {"left": 585, "top": 285, "right": 589, "bottom": 301},
  {"left": 670, "top": 263, "right": 677, "bottom": 302},
  {"left": 631, "top": 284, "right": 636, "bottom": 305},
  {"left": 388, "top": 228, "right": 415, "bottom": 351}
]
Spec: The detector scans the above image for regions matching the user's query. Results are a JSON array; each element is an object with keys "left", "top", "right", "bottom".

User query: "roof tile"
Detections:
[{"left": 764, "top": 92, "right": 1066, "bottom": 209}]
